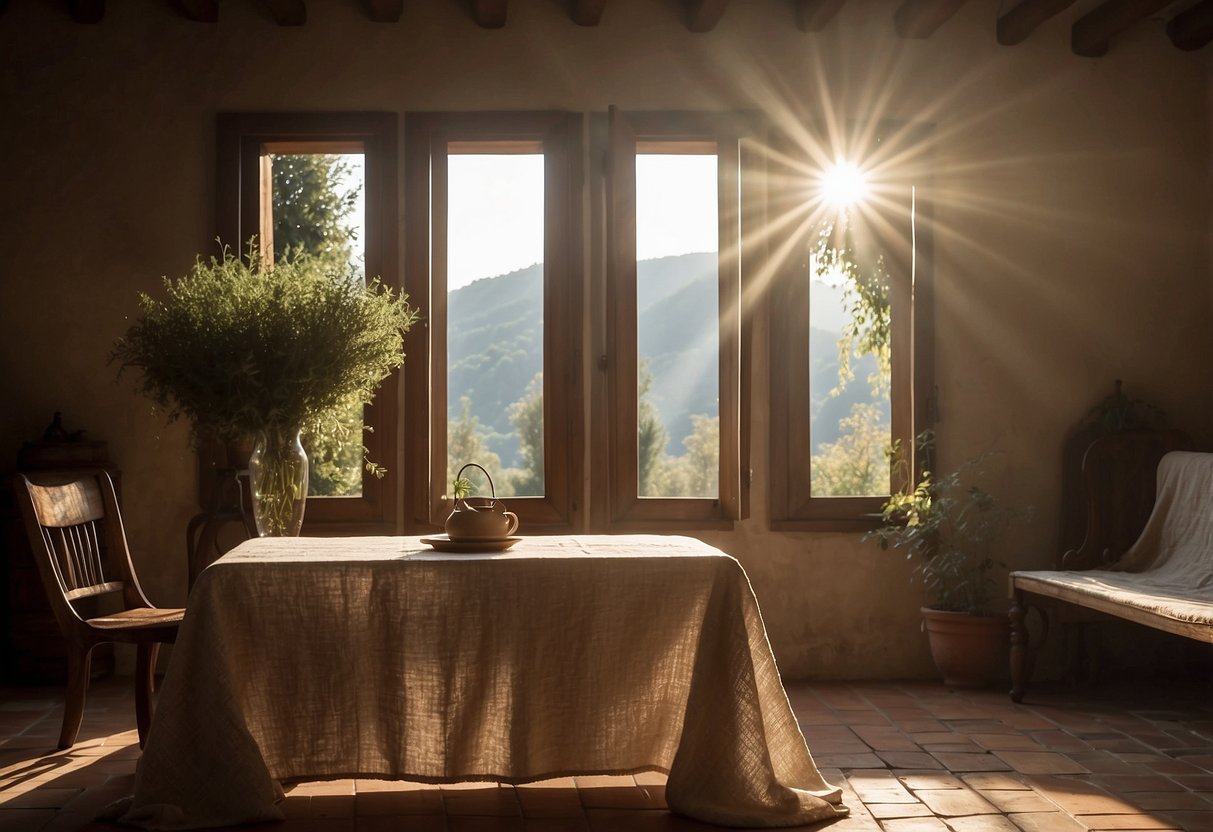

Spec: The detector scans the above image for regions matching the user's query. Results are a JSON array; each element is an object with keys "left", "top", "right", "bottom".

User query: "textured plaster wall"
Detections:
[{"left": 1, "top": 0, "right": 1210, "bottom": 680}]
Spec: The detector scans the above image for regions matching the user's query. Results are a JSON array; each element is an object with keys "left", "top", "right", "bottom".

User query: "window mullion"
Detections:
[
  {"left": 429, "top": 135, "right": 452, "bottom": 524},
  {"left": 717, "top": 133, "right": 742, "bottom": 521},
  {"left": 606, "top": 106, "right": 642, "bottom": 524}
]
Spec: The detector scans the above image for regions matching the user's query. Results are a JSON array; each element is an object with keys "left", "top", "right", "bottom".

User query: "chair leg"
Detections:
[
  {"left": 135, "top": 642, "right": 160, "bottom": 749},
  {"left": 59, "top": 646, "right": 93, "bottom": 750}
]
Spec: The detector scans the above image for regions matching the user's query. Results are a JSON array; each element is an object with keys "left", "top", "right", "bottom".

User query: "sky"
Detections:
[{"left": 446, "top": 153, "right": 719, "bottom": 291}]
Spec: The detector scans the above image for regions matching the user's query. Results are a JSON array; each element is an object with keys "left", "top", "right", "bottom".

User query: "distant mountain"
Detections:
[
  {"left": 447, "top": 264, "right": 544, "bottom": 465},
  {"left": 446, "top": 252, "right": 882, "bottom": 467}
]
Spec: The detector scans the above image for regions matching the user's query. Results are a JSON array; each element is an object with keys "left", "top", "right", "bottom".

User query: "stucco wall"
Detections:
[{"left": 1, "top": 0, "right": 1210, "bottom": 680}]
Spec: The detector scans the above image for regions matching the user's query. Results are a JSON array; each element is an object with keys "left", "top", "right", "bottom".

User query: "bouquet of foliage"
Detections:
[{"left": 113, "top": 242, "right": 419, "bottom": 466}]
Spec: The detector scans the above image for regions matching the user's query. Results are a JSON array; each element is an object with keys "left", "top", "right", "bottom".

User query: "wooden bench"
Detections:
[{"left": 1009, "top": 430, "right": 1205, "bottom": 701}]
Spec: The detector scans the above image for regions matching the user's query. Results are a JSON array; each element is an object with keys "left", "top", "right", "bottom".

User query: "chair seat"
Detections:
[{"left": 87, "top": 607, "right": 185, "bottom": 630}]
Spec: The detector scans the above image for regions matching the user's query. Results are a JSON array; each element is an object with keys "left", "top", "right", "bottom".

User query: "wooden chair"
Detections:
[{"left": 12, "top": 471, "right": 184, "bottom": 749}]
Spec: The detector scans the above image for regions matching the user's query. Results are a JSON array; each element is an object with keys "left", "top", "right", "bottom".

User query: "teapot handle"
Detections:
[{"left": 455, "top": 462, "right": 497, "bottom": 498}]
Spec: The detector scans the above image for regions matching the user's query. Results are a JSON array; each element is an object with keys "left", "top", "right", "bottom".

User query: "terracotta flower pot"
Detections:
[{"left": 921, "top": 607, "right": 1009, "bottom": 688}]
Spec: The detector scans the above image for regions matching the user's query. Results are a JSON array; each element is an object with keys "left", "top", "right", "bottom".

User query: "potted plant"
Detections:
[
  {"left": 866, "top": 434, "right": 1019, "bottom": 687},
  {"left": 113, "top": 242, "right": 419, "bottom": 536}
]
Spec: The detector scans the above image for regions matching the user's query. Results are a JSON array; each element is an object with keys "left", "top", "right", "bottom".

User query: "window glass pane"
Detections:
[
  {"left": 635, "top": 153, "right": 719, "bottom": 499},
  {"left": 446, "top": 153, "right": 545, "bottom": 498},
  {"left": 268, "top": 152, "right": 366, "bottom": 497},
  {"left": 808, "top": 227, "right": 892, "bottom": 497}
]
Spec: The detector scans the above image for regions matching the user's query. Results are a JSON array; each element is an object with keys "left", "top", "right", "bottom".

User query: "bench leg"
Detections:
[{"left": 1009, "top": 590, "right": 1030, "bottom": 702}]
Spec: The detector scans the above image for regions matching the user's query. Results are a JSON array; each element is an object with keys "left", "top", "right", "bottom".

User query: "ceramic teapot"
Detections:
[{"left": 445, "top": 463, "right": 519, "bottom": 540}]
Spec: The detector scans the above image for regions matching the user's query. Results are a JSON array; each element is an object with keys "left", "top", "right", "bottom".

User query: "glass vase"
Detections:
[{"left": 249, "top": 427, "right": 309, "bottom": 537}]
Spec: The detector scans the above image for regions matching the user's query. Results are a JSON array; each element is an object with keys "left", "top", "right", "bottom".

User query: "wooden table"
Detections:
[{"left": 119, "top": 535, "right": 846, "bottom": 828}]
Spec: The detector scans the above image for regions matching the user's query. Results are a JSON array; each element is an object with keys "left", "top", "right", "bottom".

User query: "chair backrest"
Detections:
[
  {"left": 1061, "top": 429, "right": 1194, "bottom": 569},
  {"left": 14, "top": 471, "right": 150, "bottom": 632}
]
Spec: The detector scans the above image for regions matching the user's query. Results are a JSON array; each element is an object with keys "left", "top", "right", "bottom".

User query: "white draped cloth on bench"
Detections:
[
  {"left": 117, "top": 535, "right": 847, "bottom": 829},
  {"left": 1012, "top": 451, "right": 1213, "bottom": 633}
]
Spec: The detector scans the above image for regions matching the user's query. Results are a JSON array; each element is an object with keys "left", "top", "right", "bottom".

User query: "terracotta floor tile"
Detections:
[
  {"left": 443, "top": 785, "right": 523, "bottom": 816},
  {"left": 914, "top": 788, "right": 999, "bottom": 816},
  {"left": 1154, "top": 811, "right": 1213, "bottom": 832},
  {"left": 576, "top": 784, "right": 663, "bottom": 811},
  {"left": 516, "top": 786, "right": 585, "bottom": 818},
  {"left": 922, "top": 741, "right": 986, "bottom": 753},
  {"left": 1076, "top": 814, "right": 1184, "bottom": 830},
  {"left": 929, "top": 753, "right": 1014, "bottom": 772},
  {"left": 0, "top": 790, "right": 82, "bottom": 815},
  {"left": 1091, "top": 774, "right": 1186, "bottom": 793},
  {"left": 880, "top": 752, "right": 946, "bottom": 769},
  {"left": 944, "top": 816, "right": 1021, "bottom": 831},
  {"left": 1145, "top": 757, "right": 1207, "bottom": 776},
  {"left": 1088, "top": 737, "right": 1157, "bottom": 754},
  {"left": 1024, "top": 730, "right": 1093, "bottom": 752},
  {"left": 1169, "top": 773, "right": 1213, "bottom": 790},
  {"left": 358, "top": 817, "right": 448, "bottom": 832},
  {"left": 867, "top": 801, "right": 932, "bottom": 819},
  {"left": 817, "top": 752, "right": 885, "bottom": 768},
  {"left": 880, "top": 817, "right": 951, "bottom": 830},
  {"left": 0, "top": 808, "right": 56, "bottom": 831},
  {"left": 308, "top": 793, "right": 355, "bottom": 818},
  {"left": 852, "top": 725, "right": 921, "bottom": 751},
  {"left": 969, "top": 734, "right": 1044, "bottom": 752},
  {"left": 355, "top": 788, "right": 445, "bottom": 815},
  {"left": 846, "top": 769, "right": 918, "bottom": 803},
  {"left": 1023, "top": 775, "right": 1136, "bottom": 815},
  {"left": 448, "top": 815, "right": 526, "bottom": 832},
  {"left": 521, "top": 819, "right": 591, "bottom": 832},
  {"left": 992, "top": 751, "right": 1090, "bottom": 775},
  {"left": 1005, "top": 811, "right": 1087, "bottom": 831},
  {"left": 898, "top": 772, "right": 966, "bottom": 791},
  {"left": 972, "top": 789, "right": 1056, "bottom": 813},
  {"left": 1068, "top": 750, "right": 1150, "bottom": 775},
  {"left": 1126, "top": 789, "right": 1213, "bottom": 811},
  {"left": 913, "top": 732, "right": 969, "bottom": 745},
  {"left": 960, "top": 774, "right": 1028, "bottom": 791},
  {"left": 901, "top": 719, "right": 950, "bottom": 733}
]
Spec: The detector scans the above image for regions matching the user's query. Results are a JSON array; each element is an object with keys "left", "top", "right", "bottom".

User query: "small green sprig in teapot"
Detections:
[{"left": 452, "top": 476, "right": 473, "bottom": 500}]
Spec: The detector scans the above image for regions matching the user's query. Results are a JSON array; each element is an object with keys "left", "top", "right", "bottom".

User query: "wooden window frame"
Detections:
[
  {"left": 768, "top": 125, "right": 935, "bottom": 531},
  {"left": 602, "top": 109, "right": 754, "bottom": 530},
  {"left": 402, "top": 111, "right": 585, "bottom": 533},
  {"left": 215, "top": 112, "right": 402, "bottom": 534}
]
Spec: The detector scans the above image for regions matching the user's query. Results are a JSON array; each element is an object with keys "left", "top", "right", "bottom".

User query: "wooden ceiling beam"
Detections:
[
  {"left": 267, "top": 0, "right": 306, "bottom": 25},
  {"left": 68, "top": 0, "right": 105, "bottom": 23},
  {"left": 686, "top": 0, "right": 729, "bottom": 32},
  {"left": 894, "top": 0, "right": 967, "bottom": 37},
  {"left": 1071, "top": 0, "right": 1171, "bottom": 55},
  {"left": 365, "top": 0, "right": 402, "bottom": 22},
  {"left": 796, "top": 0, "right": 847, "bottom": 31},
  {"left": 570, "top": 0, "right": 606, "bottom": 26},
  {"left": 473, "top": 0, "right": 507, "bottom": 27},
  {"left": 996, "top": 0, "right": 1078, "bottom": 44},
  {"left": 179, "top": 0, "right": 218, "bottom": 22},
  {"left": 1167, "top": 0, "right": 1213, "bottom": 50}
]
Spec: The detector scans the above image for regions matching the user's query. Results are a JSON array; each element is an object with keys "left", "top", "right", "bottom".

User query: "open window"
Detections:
[{"left": 768, "top": 124, "right": 934, "bottom": 529}]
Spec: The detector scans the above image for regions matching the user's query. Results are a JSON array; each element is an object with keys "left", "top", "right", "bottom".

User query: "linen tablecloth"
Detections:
[{"left": 119, "top": 534, "right": 846, "bottom": 828}]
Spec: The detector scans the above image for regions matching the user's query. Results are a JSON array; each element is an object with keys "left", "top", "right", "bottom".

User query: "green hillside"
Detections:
[{"left": 446, "top": 252, "right": 881, "bottom": 467}]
